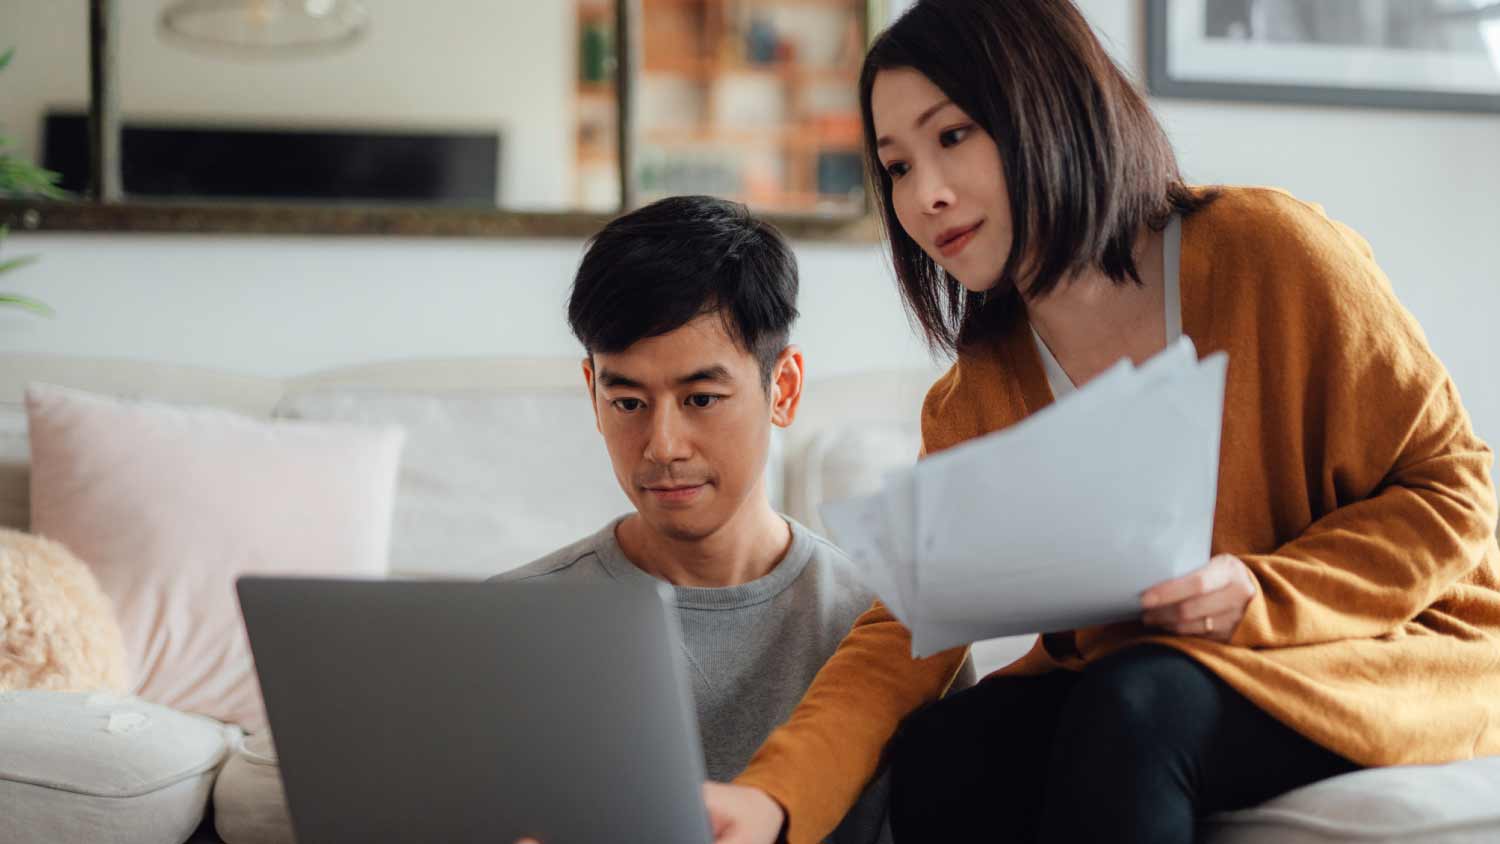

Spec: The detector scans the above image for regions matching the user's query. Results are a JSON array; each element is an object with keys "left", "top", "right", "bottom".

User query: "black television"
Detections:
[{"left": 42, "top": 113, "right": 500, "bottom": 206}]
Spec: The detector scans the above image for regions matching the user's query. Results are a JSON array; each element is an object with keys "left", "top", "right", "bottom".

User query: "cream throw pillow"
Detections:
[{"left": 26, "top": 383, "right": 403, "bottom": 731}]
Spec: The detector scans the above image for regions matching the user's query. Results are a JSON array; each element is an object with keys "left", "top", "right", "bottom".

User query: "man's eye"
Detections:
[
  {"left": 687, "top": 394, "right": 720, "bottom": 409},
  {"left": 939, "top": 125, "right": 970, "bottom": 147},
  {"left": 612, "top": 398, "right": 644, "bottom": 412},
  {"left": 885, "top": 161, "right": 909, "bottom": 179}
]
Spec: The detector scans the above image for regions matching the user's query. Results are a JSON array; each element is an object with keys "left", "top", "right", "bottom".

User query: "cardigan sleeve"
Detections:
[
  {"left": 732, "top": 371, "right": 974, "bottom": 844},
  {"left": 1228, "top": 202, "right": 1498, "bottom": 648},
  {"left": 732, "top": 601, "right": 968, "bottom": 844}
]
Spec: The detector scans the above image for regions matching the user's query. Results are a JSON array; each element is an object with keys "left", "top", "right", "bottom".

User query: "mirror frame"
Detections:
[{"left": 0, "top": 0, "right": 885, "bottom": 241}]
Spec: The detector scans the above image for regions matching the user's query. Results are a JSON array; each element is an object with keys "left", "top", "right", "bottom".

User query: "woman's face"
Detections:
[{"left": 872, "top": 67, "right": 1013, "bottom": 294}]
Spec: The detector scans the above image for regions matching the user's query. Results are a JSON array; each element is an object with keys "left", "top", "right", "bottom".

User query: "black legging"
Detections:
[{"left": 888, "top": 645, "right": 1359, "bottom": 843}]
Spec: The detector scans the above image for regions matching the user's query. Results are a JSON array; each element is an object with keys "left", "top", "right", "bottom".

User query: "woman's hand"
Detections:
[
  {"left": 703, "top": 782, "right": 786, "bottom": 844},
  {"left": 1140, "top": 554, "right": 1258, "bottom": 642}
]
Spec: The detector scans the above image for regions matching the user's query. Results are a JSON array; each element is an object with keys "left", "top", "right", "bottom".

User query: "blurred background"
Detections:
[{"left": 1, "top": 0, "right": 1497, "bottom": 452}]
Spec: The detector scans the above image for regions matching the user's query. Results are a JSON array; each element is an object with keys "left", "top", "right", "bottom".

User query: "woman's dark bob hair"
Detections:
[{"left": 860, "top": 0, "right": 1215, "bottom": 353}]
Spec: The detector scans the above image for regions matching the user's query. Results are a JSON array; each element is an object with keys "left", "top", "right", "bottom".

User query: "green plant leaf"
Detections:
[
  {"left": 0, "top": 255, "right": 38, "bottom": 275},
  {"left": 0, "top": 48, "right": 13, "bottom": 73},
  {"left": 0, "top": 293, "right": 54, "bottom": 318}
]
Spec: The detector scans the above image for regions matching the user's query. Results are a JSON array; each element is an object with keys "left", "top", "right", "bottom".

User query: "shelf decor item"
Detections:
[
  {"left": 1147, "top": 0, "right": 1500, "bottom": 113},
  {"left": 624, "top": 0, "right": 870, "bottom": 216}
]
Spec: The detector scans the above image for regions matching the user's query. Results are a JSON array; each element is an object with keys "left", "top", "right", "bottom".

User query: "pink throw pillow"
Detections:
[{"left": 26, "top": 383, "right": 403, "bottom": 731}]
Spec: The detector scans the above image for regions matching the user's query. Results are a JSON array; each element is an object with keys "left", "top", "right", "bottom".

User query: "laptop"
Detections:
[{"left": 237, "top": 576, "right": 714, "bottom": 844}]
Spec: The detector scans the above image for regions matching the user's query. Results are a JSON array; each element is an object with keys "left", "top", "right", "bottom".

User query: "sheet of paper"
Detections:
[{"left": 820, "top": 338, "right": 1229, "bottom": 658}]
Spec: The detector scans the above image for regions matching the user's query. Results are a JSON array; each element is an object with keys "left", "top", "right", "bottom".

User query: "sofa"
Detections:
[{"left": 1, "top": 351, "right": 1498, "bottom": 843}]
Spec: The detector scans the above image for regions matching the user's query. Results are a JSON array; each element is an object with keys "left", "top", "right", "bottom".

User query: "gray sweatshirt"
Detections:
[{"left": 496, "top": 515, "right": 901, "bottom": 844}]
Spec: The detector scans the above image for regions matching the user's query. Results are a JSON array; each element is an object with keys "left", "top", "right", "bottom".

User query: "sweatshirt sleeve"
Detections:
[{"left": 1228, "top": 199, "right": 1498, "bottom": 648}]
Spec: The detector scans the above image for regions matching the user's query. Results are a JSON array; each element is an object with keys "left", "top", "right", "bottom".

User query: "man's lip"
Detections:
[{"left": 644, "top": 483, "right": 707, "bottom": 505}]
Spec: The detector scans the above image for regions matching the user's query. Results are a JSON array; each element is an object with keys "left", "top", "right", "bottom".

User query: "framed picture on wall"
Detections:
[{"left": 1146, "top": 0, "right": 1500, "bottom": 113}]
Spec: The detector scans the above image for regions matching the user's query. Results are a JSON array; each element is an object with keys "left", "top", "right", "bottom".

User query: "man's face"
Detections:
[{"left": 585, "top": 314, "right": 796, "bottom": 543}]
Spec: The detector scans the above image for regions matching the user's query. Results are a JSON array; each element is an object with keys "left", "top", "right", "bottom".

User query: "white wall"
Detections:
[
  {"left": 0, "top": 0, "right": 574, "bottom": 209},
  {"left": 3, "top": 1, "right": 1498, "bottom": 447}
]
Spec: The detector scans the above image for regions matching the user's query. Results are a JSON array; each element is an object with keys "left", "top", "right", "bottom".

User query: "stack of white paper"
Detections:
[{"left": 821, "top": 338, "right": 1229, "bottom": 658}]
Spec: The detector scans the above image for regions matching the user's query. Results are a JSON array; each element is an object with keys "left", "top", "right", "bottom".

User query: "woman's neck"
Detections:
[{"left": 1024, "top": 225, "right": 1167, "bottom": 388}]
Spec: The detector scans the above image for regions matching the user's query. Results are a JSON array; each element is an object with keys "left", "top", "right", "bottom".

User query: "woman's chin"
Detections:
[{"left": 949, "top": 269, "right": 1005, "bottom": 296}]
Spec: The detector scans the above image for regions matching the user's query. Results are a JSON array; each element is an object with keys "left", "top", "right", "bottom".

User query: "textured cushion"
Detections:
[
  {"left": 0, "top": 690, "right": 231, "bottom": 844},
  {"left": 275, "top": 389, "right": 635, "bottom": 577},
  {"left": 1206, "top": 757, "right": 1500, "bottom": 843},
  {"left": 0, "top": 529, "right": 130, "bottom": 694},
  {"left": 213, "top": 731, "right": 293, "bottom": 844},
  {"left": 26, "top": 383, "right": 404, "bottom": 732}
]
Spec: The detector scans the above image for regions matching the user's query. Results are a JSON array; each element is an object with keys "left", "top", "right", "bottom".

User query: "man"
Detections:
[{"left": 497, "top": 195, "right": 966, "bottom": 843}]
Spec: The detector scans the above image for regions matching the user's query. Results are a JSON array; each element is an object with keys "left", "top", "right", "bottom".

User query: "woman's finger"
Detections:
[
  {"left": 1142, "top": 578, "right": 1249, "bottom": 628},
  {"left": 1157, "top": 609, "right": 1236, "bottom": 640},
  {"left": 1141, "top": 554, "right": 1237, "bottom": 609}
]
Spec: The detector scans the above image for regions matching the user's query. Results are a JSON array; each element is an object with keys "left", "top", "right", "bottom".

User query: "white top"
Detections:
[{"left": 1032, "top": 214, "right": 1182, "bottom": 399}]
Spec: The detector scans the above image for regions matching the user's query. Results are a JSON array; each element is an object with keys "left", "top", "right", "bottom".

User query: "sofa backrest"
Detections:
[{"left": 1, "top": 353, "right": 944, "bottom": 574}]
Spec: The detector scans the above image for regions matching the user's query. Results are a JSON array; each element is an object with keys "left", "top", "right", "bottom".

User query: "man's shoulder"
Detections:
[{"left": 488, "top": 530, "right": 611, "bottom": 583}]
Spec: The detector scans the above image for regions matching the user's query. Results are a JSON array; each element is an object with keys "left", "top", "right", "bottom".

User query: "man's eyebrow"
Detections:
[
  {"left": 595, "top": 365, "right": 734, "bottom": 389},
  {"left": 876, "top": 98, "right": 954, "bottom": 149},
  {"left": 596, "top": 368, "right": 644, "bottom": 389},
  {"left": 676, "top": 365, "right": 733, "bottom": 386}
]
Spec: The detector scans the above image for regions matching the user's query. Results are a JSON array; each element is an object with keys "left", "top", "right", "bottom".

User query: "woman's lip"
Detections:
[{"left": 938, "top": 222, "right": 982, "bottom": 258}]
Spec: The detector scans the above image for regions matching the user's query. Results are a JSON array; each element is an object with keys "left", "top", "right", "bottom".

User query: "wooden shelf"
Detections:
[
  {"left": 644, "top": 125, "right": 859, "bottom": 150},
  {"left": 639, "top": 188, "right": 863, "bottom": 216},
  {"left": 576, "top": 81, "right": 615, "bottom": 99},
  {"left": 644, "top": 56, "right": 858, "bottom": 84}
]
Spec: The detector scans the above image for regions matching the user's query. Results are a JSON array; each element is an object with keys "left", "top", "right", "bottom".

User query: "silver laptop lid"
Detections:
[{"left": 238, "top": 577, "right": 712, "bottom": 844}]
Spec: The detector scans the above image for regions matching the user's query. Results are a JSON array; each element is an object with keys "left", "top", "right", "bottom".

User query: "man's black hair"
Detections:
[{"left": 567, "top": 195, "right": 799, "bottom": 388}]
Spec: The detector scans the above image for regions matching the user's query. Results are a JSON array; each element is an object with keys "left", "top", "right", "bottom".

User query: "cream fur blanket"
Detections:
[{"left": 0, "top": 528, "right": 128, "bottom": 693}]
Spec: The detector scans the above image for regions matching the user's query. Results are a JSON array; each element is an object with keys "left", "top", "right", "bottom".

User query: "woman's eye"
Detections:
[
  {"left": 885, "top": 161, "right": 909, "bottom": 179},
  {"left": 612, "top": 398, "right": 644, "bottom": 412},
  {"left": 687, "top": 394, "right": 721, "bottom": 409},
  {"left": 939, "top": 126, "right": 970, "bottom": 147}
]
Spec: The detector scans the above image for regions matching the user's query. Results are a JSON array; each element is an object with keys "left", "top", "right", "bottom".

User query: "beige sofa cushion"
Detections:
[
  {"left": 1206, "top": 757, "right": 1500, "bottom": 843},
  {"left": 213, "top": 731, "right": 293, "bottom": 844},
  {"left": 277, "top": 388, "right": 630, "bottom": 578},
  {"left": 0, "top": 690, "right": 230, "bottom": 844}
]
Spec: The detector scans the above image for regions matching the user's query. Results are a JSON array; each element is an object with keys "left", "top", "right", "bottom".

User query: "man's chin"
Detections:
[{"left": 640, "top": 507, "right": 722, "bottom": 544}]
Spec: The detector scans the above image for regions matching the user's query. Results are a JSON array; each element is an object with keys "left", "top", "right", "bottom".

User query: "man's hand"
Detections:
[
  {"left": 703, "top": 782, "right": 785, "bottom": 844},
  {"left": 1140, "top": 553, "right": 1257, "bottom": 642}
]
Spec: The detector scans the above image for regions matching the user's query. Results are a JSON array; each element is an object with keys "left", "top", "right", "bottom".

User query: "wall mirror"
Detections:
[{"left": 0, "top": 0, "right": 882, "bottom": 239}]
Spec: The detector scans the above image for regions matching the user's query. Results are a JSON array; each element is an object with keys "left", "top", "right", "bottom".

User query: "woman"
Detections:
[{"left": 702, "top": 1, "right": 1500, "bottom": 842}]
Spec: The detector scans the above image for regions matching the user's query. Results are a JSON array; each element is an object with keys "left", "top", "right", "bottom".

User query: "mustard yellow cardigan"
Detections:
[{"left": 736, "top": 186, "right": 1500, "bottom": 844}]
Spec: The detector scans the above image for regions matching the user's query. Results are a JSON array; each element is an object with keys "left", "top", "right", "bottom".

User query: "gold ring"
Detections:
[{"left": 1203, "top": 616, "right": 1215, "bottom": 634}]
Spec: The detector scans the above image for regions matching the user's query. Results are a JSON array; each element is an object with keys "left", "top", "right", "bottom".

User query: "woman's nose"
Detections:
[{"left": 919, "top": 169, "right": 956, "bottom": 214}]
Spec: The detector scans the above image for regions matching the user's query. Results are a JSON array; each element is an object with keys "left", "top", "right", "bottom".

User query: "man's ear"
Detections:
[
  {"left": 769, "top": 346, "right": 804, "bottom": 429},
  {"left": 581, "top": 356, "right": 602, "bottom": 434}
]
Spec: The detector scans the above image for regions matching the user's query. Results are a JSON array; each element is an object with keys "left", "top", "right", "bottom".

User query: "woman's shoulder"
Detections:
[
  {"left": 1187, "top": 185, "right": 1388, "bottom": 314},
  {"left": 1189, "top": 184, "right": 1376, "bottom": 261}
]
